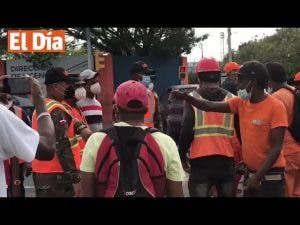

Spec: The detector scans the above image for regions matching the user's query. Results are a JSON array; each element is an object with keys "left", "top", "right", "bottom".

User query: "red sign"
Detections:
[{"left": 179, "top": 66, "right": 186, "bottom": 73}]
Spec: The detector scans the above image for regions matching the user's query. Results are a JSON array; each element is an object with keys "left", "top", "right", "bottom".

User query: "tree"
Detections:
[
  {"left": 223, "top": 28, "right": 300, "bottom": 78},
  {"left": 66, "top": 28, "right": 208, "bottom": 57},
  {"left": 188, "top": 72, "right": 199, "bottom": 84},
  {"left": 0, "top": 28, "right": 208, "bottom": 69}
]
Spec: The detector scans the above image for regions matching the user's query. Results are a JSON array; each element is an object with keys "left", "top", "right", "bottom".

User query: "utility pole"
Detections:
[
  {"left": 220, "top": 32, "right": 225, "bottom": 60},
  {"left": 86, "top": 28, "right": 94, "bottom": 70},
  {"left": 227, "top": 28, "right": 232, "bottom": 62},
  {"left": 200, "top": 42, "right": 203, "bottom": 58}
]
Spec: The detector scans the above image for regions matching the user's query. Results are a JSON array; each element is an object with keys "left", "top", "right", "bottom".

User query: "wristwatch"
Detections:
[{"left": 13, "top": 179, "right": 21, "bottom": 186}]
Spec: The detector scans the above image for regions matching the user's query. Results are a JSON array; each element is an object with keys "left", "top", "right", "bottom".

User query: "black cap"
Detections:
[
  {"left": 130, "top": 61, "right": 156, "bottom": 76},
  {"left": 238, "top": 61, "right": 269, "bottom": 80},
  {"left": 238, "top": 61, "right": 269, "bottom": 89},
  {"left": 44, "top": 67, "right": 75, "bottom": 85}
]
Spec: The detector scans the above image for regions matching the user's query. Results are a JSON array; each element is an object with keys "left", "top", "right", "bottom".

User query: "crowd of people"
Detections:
[{"left": 0, "top": 58, "right": 299, "bottom": 198}]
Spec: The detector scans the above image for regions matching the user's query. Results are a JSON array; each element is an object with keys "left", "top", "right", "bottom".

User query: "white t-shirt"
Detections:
[{"left": 0, "top": 104, "right": 39, "bottom": 197}]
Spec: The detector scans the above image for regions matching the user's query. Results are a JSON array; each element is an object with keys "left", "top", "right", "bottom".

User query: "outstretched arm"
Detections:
[{"left": 171, "top": 90, "right": 231, "bottom": 113}]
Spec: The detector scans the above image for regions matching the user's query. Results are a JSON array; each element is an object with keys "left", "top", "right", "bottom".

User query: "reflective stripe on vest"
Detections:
[
  {"left": 62, "top": 101, "right": 87, "bottom": 153},
  {"left": 189, "top": 91, "right": 235, "bottom": 159},
  {"left": 191, "top": 91, "right": 234, "bottom": 138},
  {"left": 144, "top": 90, "right": 155, "bottom": 127},
  {"left": 32, "top": 98, "right": 82, "bottom": 173}
]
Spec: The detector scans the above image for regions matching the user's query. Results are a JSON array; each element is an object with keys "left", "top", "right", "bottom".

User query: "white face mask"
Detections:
[
  {"left": 140, "top": 75, "right": 151, "bottom": 88},
  {"left": 237, "top": 81, "right": 252, "bottom": 100},
  {"left": 148, "top": 82, "right": 154, "bottom": 91},
  {"left": 267, "top": 87, "right": 272, "bottom": 94},
  {"left": 90, "top": 82, "right": 101, "bottom": 95},
  {"left": 75, "top": 87, "right": 87, "bottom": 100}
]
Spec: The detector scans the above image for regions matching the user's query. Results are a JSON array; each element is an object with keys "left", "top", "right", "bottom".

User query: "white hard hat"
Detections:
[{"left": 79, "top": 69, "right": 97, "bottom": 80}]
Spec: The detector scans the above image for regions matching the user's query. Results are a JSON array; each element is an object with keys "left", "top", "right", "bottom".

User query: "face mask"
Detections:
[
  {"left": 64, "top": 85, "right": 75, "bottom": 99},
  {"left": 148, "top": 82, "right": 154, "bottom": 91},
  {"left": 267, "top": 87, "right": 272, "bottom": 94},
  {"left": 75, "top": 87, "right": 86, "bottom": 100},
  {"left": 90, "top": 82, "right": 101, "bottom": 95},
  {"left": 237, "top": 81, "right": 252, "bottom": 100},
  {"left": 140, "top": 75, "right": 151, "bottom": 88}
]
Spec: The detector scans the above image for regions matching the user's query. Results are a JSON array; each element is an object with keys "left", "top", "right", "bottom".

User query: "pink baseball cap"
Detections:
[{"left": 114, "top": 80, "right": 148, "bottom": 112}]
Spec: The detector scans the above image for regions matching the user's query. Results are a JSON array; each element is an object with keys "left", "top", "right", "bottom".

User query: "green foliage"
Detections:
[
  {"left": 188, "top": 72, "right": 198, "bottom": 84},
  {"left": 1, "top": 28, "right": 207, "bottom": 69},
  {"left": 66, "top": 28, "right": 208, "bottom": 57},
  {"left": 223, "top": 28, "right": 300, "bottom": 78}
]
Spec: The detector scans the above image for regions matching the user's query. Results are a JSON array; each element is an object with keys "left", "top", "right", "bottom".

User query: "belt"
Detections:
[{"left": 249, "top": 172, "right": 283, "bottom": 181}]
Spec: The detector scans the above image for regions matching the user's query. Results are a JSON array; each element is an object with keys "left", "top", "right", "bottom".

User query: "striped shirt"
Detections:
[{"left": 76, "top": 97, "right": 103, "bottom": 132}]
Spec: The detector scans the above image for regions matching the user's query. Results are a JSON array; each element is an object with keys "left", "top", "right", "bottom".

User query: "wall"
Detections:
[{"left": 112, "top": 56, "right": 181, "bottom": 98}]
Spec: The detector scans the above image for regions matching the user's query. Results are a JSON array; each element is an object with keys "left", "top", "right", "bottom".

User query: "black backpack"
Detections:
[{"left": 283, "top": 87, "right": 300, "bottom": 143}]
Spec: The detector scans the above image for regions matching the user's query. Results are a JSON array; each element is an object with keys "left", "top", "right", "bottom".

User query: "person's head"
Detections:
[
  {"left": 114, "top": 80, "right": 148, "bottom": 122},
  {"left": 196, "top": 57, "right": 221, "bottom": 86},
  {"left": 223, "top": 61, "right": 241, "bottom": 82},
  {"left": 292, "top": 72, "right": 300, "bottom": 90},
  {"left": 237, "top": 61, "right": 270, "bottom": 100},
  {"left": 265, "top": 62, "right": 287, "bottom": 92},
  {"left": 130, "top": 61, "right": 156, "bottom": 89},
  {"left": 44, "top": 67, "right": 75, "bottom": 102},
  {"left": 75, "top": 69, "right": 101, "bottom": 99}
]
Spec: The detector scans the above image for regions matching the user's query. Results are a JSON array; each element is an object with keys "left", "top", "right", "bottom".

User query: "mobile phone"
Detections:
[{"left": 3, "top": 77, "right": 31, "bottom": 95}]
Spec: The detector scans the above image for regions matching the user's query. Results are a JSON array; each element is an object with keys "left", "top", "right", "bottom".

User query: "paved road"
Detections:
[{"left": 24, "top": 174, "right": 35, "bottom": 197}]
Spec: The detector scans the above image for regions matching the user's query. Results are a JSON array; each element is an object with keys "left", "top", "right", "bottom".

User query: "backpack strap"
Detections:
[
  {"left": 145, "top": 127, "right": 159, "bottom": 134},
  {"left": 95, "top": 126, "right": 119, "bottom": 178}
]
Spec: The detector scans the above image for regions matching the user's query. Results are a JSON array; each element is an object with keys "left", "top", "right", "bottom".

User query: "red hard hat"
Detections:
[
  {"left": 114, "top": 80, "right": 148, "bottom": 112},
  {"left": 196, "top": 57, "right": 221, "bottom": 73},
  {"left": 294, "top": 72, "right": 300, "bottom": 81}
]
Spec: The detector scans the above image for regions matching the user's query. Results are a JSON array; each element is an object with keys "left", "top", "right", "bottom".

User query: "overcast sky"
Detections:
[{"left": 185, "top": 28, "right": 279, "bottom": 62}]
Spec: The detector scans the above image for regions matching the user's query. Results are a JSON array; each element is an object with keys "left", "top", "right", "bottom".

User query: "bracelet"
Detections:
[
  {"left": 13, "top": 179, "right": 21, "bottom": 186},
  {"left": 37, "top": 112, "right": 51, "bottom": 121}
]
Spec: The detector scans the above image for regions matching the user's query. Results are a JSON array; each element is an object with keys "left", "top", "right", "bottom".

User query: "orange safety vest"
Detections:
[
  {"left": 61, "top": 100, "right": 87, "bottom": 152},
  {"left": 189, "top": 91, "right": 235, "bottom": 159},
  {"left": 144, "top": 90, "right": 156, "bottom": 128},
  {"left": 31, "top": 98, "right": 82, "bottom": 173}
]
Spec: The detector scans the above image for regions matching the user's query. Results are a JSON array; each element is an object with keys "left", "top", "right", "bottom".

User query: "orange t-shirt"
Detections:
[
  {"left": 227, "top": 95, "right": 287, "bottom": 170},
  {"left": 272, "top": 88, "right": 300, "bottom": 156}
]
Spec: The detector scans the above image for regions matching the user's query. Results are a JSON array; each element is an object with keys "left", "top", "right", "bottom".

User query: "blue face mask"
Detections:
[
  {"left": 140, "top": 75, "right": 151, "bottom": 88},
  {"left": 237, "top": 81, "right": 252, "bottom": 100}
]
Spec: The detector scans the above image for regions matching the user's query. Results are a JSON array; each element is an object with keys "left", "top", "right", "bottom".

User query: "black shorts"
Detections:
[{"left": 189, "top": 155, "right": 235, "bottom": 184}]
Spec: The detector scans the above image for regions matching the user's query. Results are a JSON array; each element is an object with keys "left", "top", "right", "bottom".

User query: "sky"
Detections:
[{"left": 186, "top": 28, "right": 279, "bottom": 62}]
